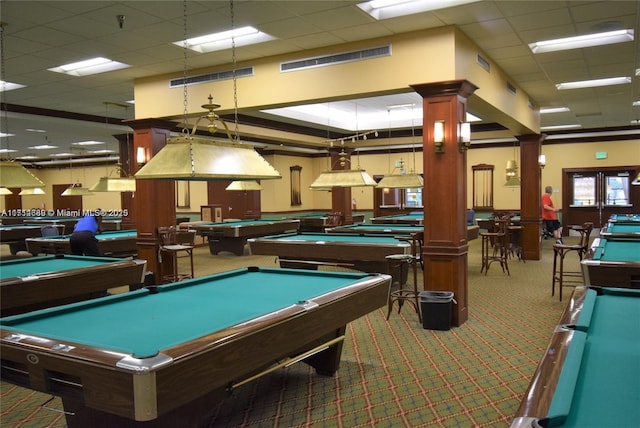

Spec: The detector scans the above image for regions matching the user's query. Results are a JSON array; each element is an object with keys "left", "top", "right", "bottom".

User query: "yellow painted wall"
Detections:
[
  {"left": 6, "top": 139, "right": 636, "bottom": 215},
  {"left": 466, "top": 139, "right": 640, "bottom": 211}
]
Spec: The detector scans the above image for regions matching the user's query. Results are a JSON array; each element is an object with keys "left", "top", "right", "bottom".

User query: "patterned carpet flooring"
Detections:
[{"left": 0, "top": 237, "right": 577, "bottom": 427}]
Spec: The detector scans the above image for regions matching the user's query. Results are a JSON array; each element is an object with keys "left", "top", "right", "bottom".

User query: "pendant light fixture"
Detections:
[
  {"left": 0, "top": 23, "right": 45, "bottom": 189},
  {"left": 377, "top": 104, "right": 423, "bottom": 189},
  {"left": 134, "top": 0, "right": 280, "bottom": 182},
  {"left": 310, "top": 103, "right": 378, "bottom": 190},
  {"left": 504, "top": 142, "right": 521, "bottom": 187},
  {"left": 226, "top": 180, "right": 262, "bottom": 191},
  {"left": 90, "top": 103, "right": 136, "bottom": 192}
]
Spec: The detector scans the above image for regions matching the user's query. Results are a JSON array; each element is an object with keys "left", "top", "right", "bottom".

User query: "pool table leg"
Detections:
[
  {"left": 207, "top": 237, "right": 246, "bottom": 256},
  {"left": 302, "top": 327, "right": 346, "bottom": 376}
]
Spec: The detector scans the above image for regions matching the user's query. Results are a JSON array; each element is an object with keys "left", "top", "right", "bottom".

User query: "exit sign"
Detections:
[{"left": 595, "top": 151, "right": 607, "bottom": 159}]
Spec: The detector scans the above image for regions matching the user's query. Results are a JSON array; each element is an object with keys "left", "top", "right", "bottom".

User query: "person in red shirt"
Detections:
[{"left": 542, "top": 186, "right": 562, "bottom": 244}]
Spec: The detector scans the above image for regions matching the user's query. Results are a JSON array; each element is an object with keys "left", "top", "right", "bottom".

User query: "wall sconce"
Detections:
[
  {"left": 433, "top": 120, "right": 445, "bottom": 153},
  {"left": 459, "top": 122, "right": 471, "bottom": 152},
  {"left": 538, "top": 154, "right": 546, "bottom": 169},
  {"left": 136, "top": 146, "right": 148, "bottom": 167}
]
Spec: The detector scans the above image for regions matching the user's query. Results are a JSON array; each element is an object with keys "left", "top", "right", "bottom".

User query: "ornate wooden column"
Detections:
[
  {"left": 329, "top": 149, "right": 354, "bottom": 224},
  {"left": 115, "top": 133, "right": 136, "bottom": 230},
  {"left": 411, "top": 80, "right": 478, "bottom": 327},
  {"left": 517, "top": 134, "right": 545, "bottom": 261},
  {"left": 128, "top": 119, "right": 176, "bottom": 284}
]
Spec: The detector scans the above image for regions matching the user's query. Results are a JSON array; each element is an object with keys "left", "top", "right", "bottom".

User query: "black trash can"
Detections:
[{"left": 419, "top": 291, "right": 455, "bottom": 331}]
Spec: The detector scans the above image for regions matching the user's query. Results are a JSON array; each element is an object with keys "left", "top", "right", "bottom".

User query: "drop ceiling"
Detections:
[{"left": 1, "top": 0, "right": 638, "bottom": 162}]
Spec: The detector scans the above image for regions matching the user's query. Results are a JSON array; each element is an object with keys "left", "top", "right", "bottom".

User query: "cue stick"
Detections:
[{"left": 229, "top": 335, "right": 345, "bottom": 390}]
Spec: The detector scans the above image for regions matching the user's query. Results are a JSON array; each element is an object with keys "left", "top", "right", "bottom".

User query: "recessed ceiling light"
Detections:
[
  {"left": 25, "top": 128, "right": 47, "bottom": 133},
  {"left": 556, "top": 77, "right": 631, "bottom": 90},
  {"left": 174, "top": 26, "right": 275, "bottom": 53},
  {"left": 540, "top": 107, "right": 570, "bottom": 114},
  {"left": 0, "top": 80, "right": 26, "bottom": 92},
  {"left": 71, "top": 141, "right": 105, "bottom": 146},
  {"left": 540, "top": 124, "right": 582, "bottom": 131},
  {"left": 49, "top": 152, "right": 74, "bottom": 157},
  {"left": 27, "top": 144, "right": 59, "bottom": 150},
  {"left": 358, "top": 0, "right": 481, "bottom": 20},
  {"left": 529, "top": 29, "right": 634, "bottom": 54},
  {"left": 87, "top": 149, "right": 115, "bottom": 154},
  {"left": 0, "top": 148, "right": 17, "bottom": 153},
  {"left": 49, "top": 57, "right": 130, "bottom": 76},
  {"left": 633, "top": 101, "right": 640, "bottom": 107}
]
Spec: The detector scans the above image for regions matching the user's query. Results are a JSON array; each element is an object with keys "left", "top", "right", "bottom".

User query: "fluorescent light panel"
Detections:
[
  {"left": 27, "top": 144, "right": 58, "bottom": 150},
  {"left": 49, "top": 57, "right": 130, "bottom": 76},
  {"left": 540, "top": 107, "right": 570, "bottom": 114},
  {"left": 0, "top": 80, "right": 26, "bottom": 91},
  {"left": 556, "top": 77, "right": 631, "bottom": 90},
  {"left": 529, "top": 29, "right": 634, "bottom": 54},
  {"left": 540, "top": 124, "right": 582, "bottom": 131},
  {"left": 175, "top": 26, "right": 275, "bottom": 53},
  {"left": 358, "top": 0, "right": 480, "bottom": 20}
]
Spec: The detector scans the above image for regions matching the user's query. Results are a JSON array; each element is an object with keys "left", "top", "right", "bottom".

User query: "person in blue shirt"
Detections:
[{"left": 70, "top": 211, "right": 103, "bottom": 256}]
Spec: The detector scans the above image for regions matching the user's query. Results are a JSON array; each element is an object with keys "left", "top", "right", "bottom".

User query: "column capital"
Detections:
[{"left": 410, "top": 79, "right": 478, "bottom": 99}]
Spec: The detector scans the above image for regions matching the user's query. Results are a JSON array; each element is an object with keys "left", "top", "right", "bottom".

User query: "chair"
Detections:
[
  {"left": 385, "top": 250, "right": 421, "bottom": 323},
  {"left": 41, "top": 225, "right": 62, "bottom": 237},
  {"left": 479, "top": 216, "right": 510, "bottom": 275},
  {"left": 552, "top": 222, "right": 593, "bottom": 301},
  {"left": 397, "top": 231, "right": 423, "bottom": 270},
  {"left": 323, "top": 212, "right": 343, "bottom": 231},
  {"left": 158, "top": 226, "right": 194, "bottom": 284},
  {"left": 507, "top": 224, "right": 525, "bottom": 263}
]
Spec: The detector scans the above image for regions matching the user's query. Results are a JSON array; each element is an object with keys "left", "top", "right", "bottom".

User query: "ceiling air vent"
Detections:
[
  {"left": 476, "top": 54, "right": 490, "bottom": 73},
  {"left": 281, "top": 45, "right": 391, "bottom": 72},
  {"left": 169, "top": 66, "right": 254, "bottom": 88},
  {"left": 507, "top": 81, "right": 517, "bottom": 94}
]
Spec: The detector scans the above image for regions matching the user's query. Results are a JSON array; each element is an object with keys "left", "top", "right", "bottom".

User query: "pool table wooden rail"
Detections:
[
  {"left": 510, "top": 287, "right": 589, "bottom": 428},
  {"left": 0, "top": 258, "right": 147, "bottom": 316},
  {"left": 0, "top": 271, "right": 391, "bottom": 427}
]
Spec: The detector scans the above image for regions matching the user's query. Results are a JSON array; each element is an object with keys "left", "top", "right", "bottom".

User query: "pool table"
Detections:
[
  {"left": 510, "top": 286, "right": 640, "bottom": 428},
  {"left": 189, "top": 219, "right": 300, "bottom": 256},
  {"left": 0, "top": 215, "right": 79, "bottom": 232},
  {"left": 581, "top": 237, "right": 640, "bottom": 288},
  {"left": 0, "top": 254, "right": 146, "bottom": 316},
  {"left": 370, "top": 211, "right": 424, "bottom": 225},
  {"left": 326, "top": 223, "right": 479, "bottom": 241},
  {"left": 288, "top": 214, "right": 366, "bottom": 232},
  {"left": 25, "top": 230, "right": 139, "bottom": 257},
  {"left": 248, "top": 232, "right": 411, "bottom": 279},
  {"left": 599, "top": 221, "right": 640, "bottom": 238},
  {"left": 0, "top": 224, "right": 64, "bottom": 254},
  {"left": 606, "top": 213, "right": 640, "bottom": 223},
  {"left": 0, "top": 267, "right": 391, "bottom": 427}
]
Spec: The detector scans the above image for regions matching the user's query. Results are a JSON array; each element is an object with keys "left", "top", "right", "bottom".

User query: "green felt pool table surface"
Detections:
[
  {"left": 0, "top": 255, "right": 130, "bottom": 279},
  {"left": 600, "top": 222, "right": 640, "bottom": 238},
  {"left": 0, "top": 267, "right": 390, "bottom": 426},
  {"left": 607, "top": 213, "right": 640, "bottom": 223},
  {"left": 326, "top": 223, "right": 424, "bottom": 233},
  {"left": 590, "top": 237, "right": 640, "bottom": 262},
  {"left": 267, "top": 233, "right": 406, "bottom": 244},
  {"left": 0, "top": 268, "right": 380, "bottom": 358},
  {"left": 512, "top": 287, "right": 640, "bottom": 428}
]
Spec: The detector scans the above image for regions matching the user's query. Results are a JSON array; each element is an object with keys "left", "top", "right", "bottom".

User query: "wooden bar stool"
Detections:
[
  {"left": 480, "top": 217, "right": 510, "bottom": 275},
  {"left": 158, "top": 226, "right": 195, "bottom": 283},
  {"left": 385, "top": 253, "right": 421, "bottom": 322},
  {"left": 552, "top": 222, "right": 593, "bottom": 301}
]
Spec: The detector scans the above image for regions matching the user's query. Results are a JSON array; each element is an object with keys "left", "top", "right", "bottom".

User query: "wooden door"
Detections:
[
  {"left": 562, "top": 166, "right": 639, "bottom": 229},
  {"left": 207, "top": 181, "right": 261, "bottom": 220}
]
